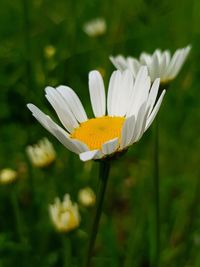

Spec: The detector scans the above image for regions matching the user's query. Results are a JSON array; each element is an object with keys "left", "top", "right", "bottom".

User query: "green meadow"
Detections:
[{"left": 0, "top": 0, "right": 200, "bottom": 266}]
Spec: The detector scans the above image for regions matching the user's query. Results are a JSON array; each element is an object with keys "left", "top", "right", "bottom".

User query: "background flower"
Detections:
[
  {"left": 78, "top": 187, "right": 96, "bottom": 207},
  {"left": 49, "top": 194, "right": 80, "bottom": 233},
  {"left": 83, "top": 18, "right": 106, "bottom": 37},
  {"left": 0, "top": 168, "right": 17, "bottom": 184},
  {"left": 26, "top": 138, "right": 56, "bottom": 168},
  {"left": 110, "top": 46, "right": 191, "bottom": 84}
]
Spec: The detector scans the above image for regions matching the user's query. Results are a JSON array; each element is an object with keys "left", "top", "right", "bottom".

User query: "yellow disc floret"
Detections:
[{"left": 71, "top": 116, "right": 125, "bottom": 150}]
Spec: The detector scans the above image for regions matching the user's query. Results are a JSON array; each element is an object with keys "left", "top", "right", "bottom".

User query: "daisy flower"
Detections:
[
  {"left": 83, "top": 18, "right": 106, "bottom": 37},
  {"left": 26, "top": 138, "right": 56, "bottom": 168},
  {"left": 110, "top": 45, "right": 191, "bottom": 84},
  {"left": 78, "top": 187, "right": 96, "bottom": 207},
  {"left": 49, "top": 194, "right": 80, "bottom": 233},
  {"left": 0, "top": 168, "right": 18, "bottom": 185},
  {"left": 27, "top": 67, "right": 165, "bottom": 162}
]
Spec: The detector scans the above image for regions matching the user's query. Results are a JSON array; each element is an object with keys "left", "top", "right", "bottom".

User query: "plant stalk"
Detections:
[
  {"left": 153, "top": 116, "right": 160, "bottom": 267},
  {"left": 11, "top": 190, "right": 24, "bottom": 243},
  {"left": 84, "top": 160, "right": 111, "bottom": 267}
]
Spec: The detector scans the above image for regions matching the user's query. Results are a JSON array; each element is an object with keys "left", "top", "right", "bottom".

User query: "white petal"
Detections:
[
  {"left": 79, "top": 150, "right": 101, "bottom": 161},
  {"left": 107, "top": 70, "right": 121, "bottom": 116},
  {"left": 145, "top": 90, "right": 166, "bottom": 131},
  {"left": 135, "top": 105, "right": 151, "bottom": 141},
  {"left": 102, "top": 138, "right": 119, "bottom": 155},
  {"left": 56, "top": 85, "right": 88, "bottom": 123},
  {"left": 171, "top": 46, "right": 191, "bottom": 78},
  {"left": 155, "top": 49, "right": 162, "bottom": 62},
  {"left": 130, "top": 102, "right": 147, "bottom": 144},
  {"left": 159, "top": 51, "right": 169, "bottom": 78},
  {"left": 166, "top": 49, "right": 181, "bottom": 78},
  {"left": 149, "top": 52, "right": 160, "bottom": 80},
  {"left": 165, "top": 50, "right": 171, "bottom": 65},
  {"left": 89, "top": 71, "right": 106, "bottom": 117},
  {"left": 107, "top": 70, "right": 134, "bottom": 116},
  {"left": 185, "top": 45, "right": 192, "bottom": 56},
  {"left": 51, "top": 126, "right": 89, "bottom": 154},
  {"left": 110, "top": 55, "right": 127, "bottom": 71},
  {"left": 127, "top": 57, "right": 141, "bottom": 77},
  {"left": 171, "top": 52, "right": 185, "bottom": 78},
  {"left": 116, "top": 70, "right": 135, "bottom": 116},
  {"left": 163, "top": 51, "right": 171, "bottom": 78},
  {"left": 126, "top": 66, "right": 150, "bottom": 117},
  {"left": 27, "top": 103, "right": 53, "bottom": 133},
  {"left": 159, "top": 54, "right": 166, "bottom": 78},
  {"left": 45, "top": 86, "right": 78, "bottom": 133},
  {"left": 120, "top": 115, "right": 135, "bottom": 149},
  {"left": 146, "top": 78, "right": 160, "bottom": 116},
  {"left": 93, "top": 151, "right": 104, "bottom": 160},
  {"left": 140, "top": 52, "right": 152, "bottom": 65},
  {"left": 27, "top": 104, "right": 88, "bottom": 154}
]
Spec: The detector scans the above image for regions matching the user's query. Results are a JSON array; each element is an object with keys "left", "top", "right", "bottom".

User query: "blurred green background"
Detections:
[{"left": 0, "top": 0, "right": 200, "bottom": 266}]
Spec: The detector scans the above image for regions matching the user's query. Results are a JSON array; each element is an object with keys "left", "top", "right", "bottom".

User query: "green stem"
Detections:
[
  {"left": 153, "top": 117, "right": 160, "bottom": 267},
  {"left": 61, "top": 234, "right": 72, "bottom": 267},
  {"left": 84, "top": 160, "right": 111, "bottom": 267},
  {"left": 10, "top": 190, "right": 24, "bottom": 243},
  {"left": 151, "top": 84, "right": 168, "bottom": 267}
]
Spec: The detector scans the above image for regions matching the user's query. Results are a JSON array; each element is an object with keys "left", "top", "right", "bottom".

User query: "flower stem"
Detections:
[
  {"left": 151, "top": 84, "right": 167, "bottom": 267},
  {"left": 61, "top": 234, "right": 71, "bottom": 267},
  {"left": 84, "top": 160, "right": 111, "bottom": 267},
  {"left": 10, "top": 190, "right": 24, "bottom": 243},
  {"left": 153, "top": 117, "right": 160, "bottom": 267}
]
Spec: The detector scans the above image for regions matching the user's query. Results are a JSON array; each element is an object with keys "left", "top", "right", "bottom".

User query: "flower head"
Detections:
[
  {"left": 78, "top": 187, "right": 96, "bottom": 207},
  {"left": 49, "top": 194, "right": 80, "bottom": 233},
  {"left": 83, "top": 18, "right": 106, "bottom": 37},
  {"left": 110, "top": 45, "right": 191, "bottom": 85},
  {"left": 26, "top": 138, "right": 56, "bottom": 168},
  {"left": 27, "top": 67, "right": 165, "bottom": 162},
  {"left": 0, "top": 168, "right": 17, "bottom": 185}
]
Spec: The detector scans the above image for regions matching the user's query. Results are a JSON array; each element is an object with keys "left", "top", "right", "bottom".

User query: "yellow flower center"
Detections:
[
  {"left": 71, "top": 116, "right": 125, "bottom": 150},
  {"left": 59, "top": 210, "right": 79, "bottom": 233}
]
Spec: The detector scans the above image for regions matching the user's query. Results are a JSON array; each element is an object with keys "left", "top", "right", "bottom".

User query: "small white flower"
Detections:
[
  {"left": 83, "top": 18, "right": 106, "bottom": 37},
  {"left": 26, "top": 138, "right": 56, "bottom": 168},
  {"left": 27, "top": 67, "right": 165, "bottom": 162},
  {"left": 78, "top": 187, "right": 96, "bottom": 207},
  {"left": 0, "top": 168, "right": 17, "bottom": 184},
  {"left": 49, "top": 194, "right": 80, "bottom": 233},
  {"left": 110, "top": 45, "right": 191, "bottom": 84}
]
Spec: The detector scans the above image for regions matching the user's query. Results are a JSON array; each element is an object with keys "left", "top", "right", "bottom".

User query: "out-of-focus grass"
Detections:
[{"left": 0, "top": 0, "right": 200, "bottom": 266}]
